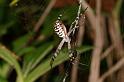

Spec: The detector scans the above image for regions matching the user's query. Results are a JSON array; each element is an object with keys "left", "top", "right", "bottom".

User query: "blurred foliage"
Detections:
[
  {"left": 1, "top": 0, "right": 123, "bottom": 82},
  {"left": 0, "top": 0, "right": 92, "bottom": 82}
]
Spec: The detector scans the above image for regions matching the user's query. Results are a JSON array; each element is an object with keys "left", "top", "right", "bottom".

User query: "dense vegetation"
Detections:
[{"left": 0, "top": 0, "right": 123, "bottom": 82}]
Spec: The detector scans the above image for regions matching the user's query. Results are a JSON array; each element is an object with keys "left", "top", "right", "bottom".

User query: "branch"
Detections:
[
  {"left": 80, "top": 1, "right": 103, "bottom": 82},
  {"left": 33, "top": 0, "right": 57, "bottom": 32},
  {"left": 101, "top": 45, "right": 114, "bottom": 60},
  {"left": 80, "top": 0, "right": 96, "bottom": 31},
  {"left": 99, "top": 57, "right": 124, "bottom": 82}
]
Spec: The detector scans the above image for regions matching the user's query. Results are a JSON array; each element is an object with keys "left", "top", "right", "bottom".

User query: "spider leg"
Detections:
[
  {"left": 67, "top": 36, "right": 71, "bottom": 52},
  {"left": 69, "top": 20, "right": 76, "bottom": 32},
  {"left": 50, "top": 39, "right": 65, "bottom": 68}
]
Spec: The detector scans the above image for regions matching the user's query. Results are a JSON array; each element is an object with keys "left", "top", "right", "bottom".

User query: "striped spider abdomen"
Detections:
[{"left": 54, "top": 20, "right": 67, "bottom": 38}]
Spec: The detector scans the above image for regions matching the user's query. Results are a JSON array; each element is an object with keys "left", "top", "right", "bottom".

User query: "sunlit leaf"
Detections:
[
  {"left": 0, "top": 45, "right": 23, "bottom": 82},
  {"left": 9, "top": 0, "right": 19, "bottom": 7}
]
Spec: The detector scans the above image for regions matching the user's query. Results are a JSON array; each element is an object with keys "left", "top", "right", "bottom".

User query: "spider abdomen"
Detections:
[{"left": 54, "top": 20, "right": 67, "bottom": 38}]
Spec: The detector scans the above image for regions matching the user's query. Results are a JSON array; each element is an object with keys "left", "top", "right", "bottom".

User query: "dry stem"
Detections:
[
  {"left": 101, "top": 45, "right": 114, "bottom": 60},
  {"left": 80, "top": 0, "right": 102, "bottom": 82},
  {"left": 99, "top": 57, "right": 124, "bottom": 82},
  {"left": 33, "top": 0, "right": 57, "bottom": 32}
]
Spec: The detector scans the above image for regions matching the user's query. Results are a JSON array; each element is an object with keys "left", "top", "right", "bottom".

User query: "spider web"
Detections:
[{"left": 9, "top": 0, "right": 91, "bottom": 81}]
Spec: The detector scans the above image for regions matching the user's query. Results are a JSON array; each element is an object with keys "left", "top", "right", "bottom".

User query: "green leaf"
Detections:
[
  {"left": 23, "top": 42, "right": 53, "bottom": 77},
  {"left": 25, "top": 46, "right": 92, "bottom": 82},
  {"left": 0, "top": 45, "right": 23, "bottom": 82},
  {"left": 9, "top": 0, "right": 19, "bottom": 7},
  {"left": 0, "top": 21, "right": 15, "bottom": 37},
  {"left": 0, "top": 76, "right": 8, "bottom": 82},
  {"left": 77, "top": 45, "right": 93, "bottom": 53},
  {"left": 17, "top": 46, "right": 35, "bottom": 56},
  {"left": 25, "top": 50, "right": 68, "bottom": 82},
  {"left": 0, "top": 61, "right": 10, "bottom": 78},
  {"left": 12, "top": 34, "right": 33, "bottom": 53}
]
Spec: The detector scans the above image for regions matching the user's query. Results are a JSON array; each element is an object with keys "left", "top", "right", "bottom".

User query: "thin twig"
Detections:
[
  {"left": 87, "top": 0, "right": 103, "bottom": 82},
  {"left": 80, "top": 1, "right": 98, "bottom": 82},
  {"left": 101, "top": 45, "right": 114, "bottom": 60},
  {"left": 112, "top": 0, "right": 124, "bottom": 58},
  {"left": 21, "top": 0, "right": 57, "bottom": 48},
  {"left": 110, "top": 0, "right": 124, "bottom": 82},
  {"left": 80, "top": 1, "right": 103, "bottom": 82},
  {"left": 98, "top": 57, "right": 124, "bottom": 82},
  {"left": 80, "top": 0, "right": 96, "bottom": 30},
  {"left": 86, "top": 0, "right": 104, "bottom": 82},
  {"left": 34, "top": 0, "right": 57, "bottom": 32},
  {"left": 108, "top": 15, "right": 123, "bottom": 59}
]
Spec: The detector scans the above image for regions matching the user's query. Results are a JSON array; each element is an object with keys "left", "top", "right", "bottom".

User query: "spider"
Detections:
[{"left": 50, "top": 2, "right": 88, "bottom": 68}]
